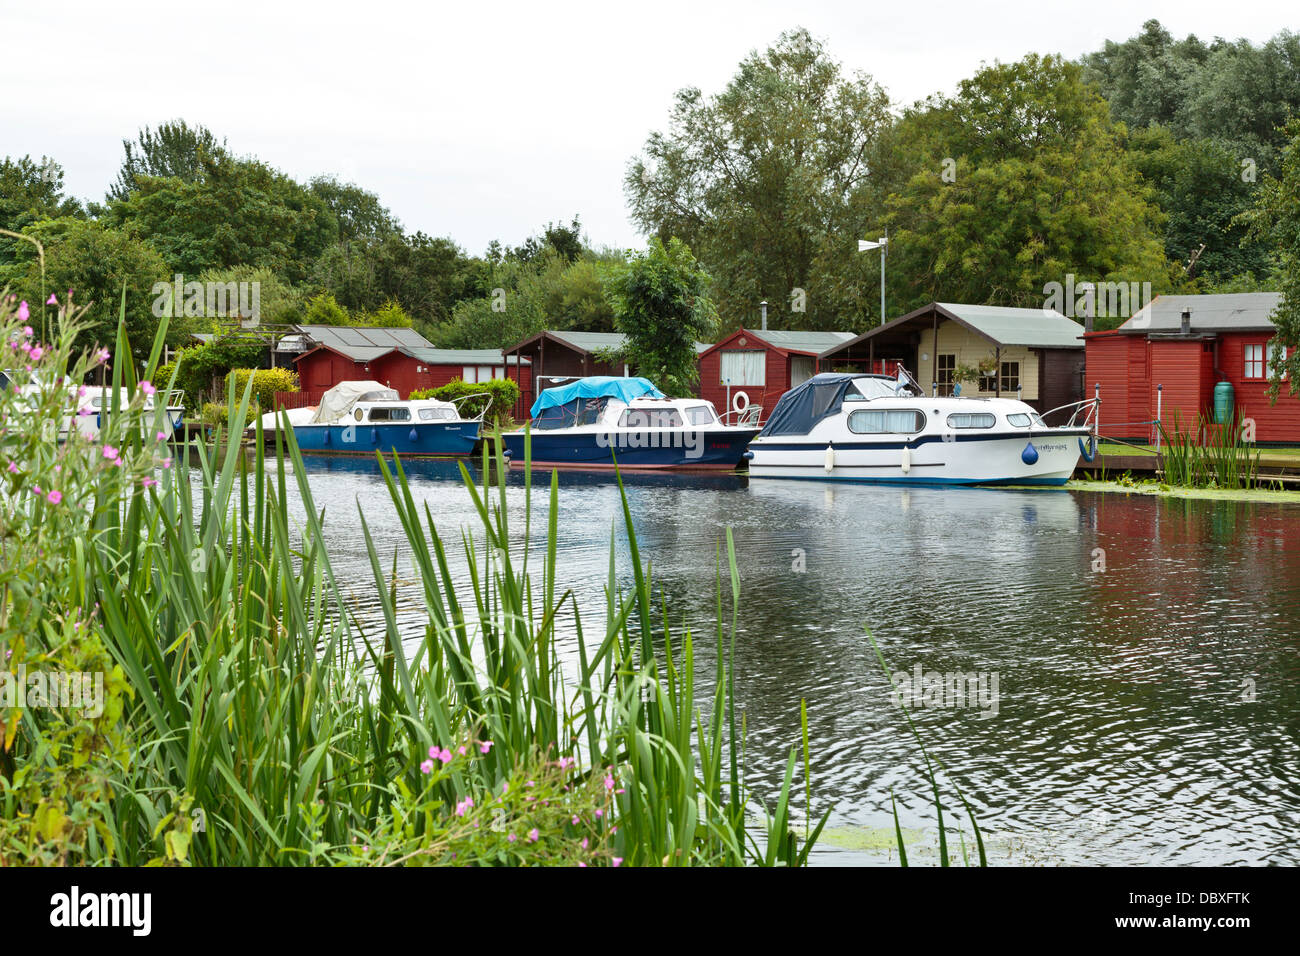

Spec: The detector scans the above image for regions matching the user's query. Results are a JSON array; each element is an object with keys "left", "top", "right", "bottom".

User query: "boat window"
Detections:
[
  {"left": 685, "top": 405, "right": 716, "bottom": 425},
  {"left": 618, "top": 408, "right": 686, "bottom": 428},
  {"left": 534, "top": 398, "right": 605, "bottom": 429},
  {"left": 418, "top": 407, "right": 455, "bottom": 421},
  {"left": 1006, "top": 412, "right": 1046, "bottom": 427},
  {"left": 368, "top": 406, "right": 411, "bottom": 421},
  {"left": 947, "top": 413, "right": 996, "bottom": 429},
  {"left": 847, "top": 409, "right": 925, "bottom": 434}
]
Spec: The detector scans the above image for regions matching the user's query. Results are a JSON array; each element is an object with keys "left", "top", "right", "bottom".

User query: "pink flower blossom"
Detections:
[
  {"left": 507, "top": 833, "right": 517, "bottom": 843},
  {"left": 95, "top": 348, "right": 109, "bottom": 364},
  {"left": 140, "top": 381, "right": 156, "bottom": 396},
  {"left": 604, "top": 773, "right": 615, "bottom": 791},
  {"left": 46, "top": 490, "right": 62, "bottom": 505},
  {"left": 455, "top": 797, "right": 474, "bottom": 817},
  {"left": 22, "top": 326, "right": 32, "bottom": 337},
  {"left": 527, "top": 828, "right": 539, "bottom": 843},
  {"left": 420, "top": 759, "right": 434, "bottom": 774},
  {"left": 457, "top": 746, "right": 467, "bottom": 756},
  {"left": 6, "top": 462, "right": 16, "bottom": 473},
  {"left": 46, "top": 293, "right": 57, "bottom": 305},
  {"left": 29, "top": 347, "right": 43, "bottom": 361},
  {"left": 479, "top": 740, "right": 493, "bottom": 753},
  {"left": 429, "top": 746, "right": 452, "bottom": 765},
  {"left": 16, "top": 301, "right": 29, "bottom": 321},
  {"left": 102, "top": 445, "right": 119, "bottom": 460},
  {"left": 160, "top": 458, "right": 172, "bottom": 469},
  {"left": 612, "top": 857, "right": 623, "bottom": 867},
  {"left": 142, "top": 477, "right": 158, "bottom": 489},
  {"left": 156, "top": 431, "right": 168, "bottom": 441}
]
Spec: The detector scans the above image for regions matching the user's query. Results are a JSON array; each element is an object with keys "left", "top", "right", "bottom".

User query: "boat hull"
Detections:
[
  {"left": 748, "top": 429, "right": 1090, "bottom": 485},
  {"left": 500, "top": 428, "right": 758, "bottom": 470},
  {"left": 292, "top": 420, "right": 481, "bottom": 457}
]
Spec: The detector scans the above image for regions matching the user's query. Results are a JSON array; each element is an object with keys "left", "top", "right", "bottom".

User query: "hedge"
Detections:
[
  {"left": 225, "top": 367, "right": 300, "bottom": 411},
  {"left": 411, "top": 377, "right": 520, "bottom": 425}
]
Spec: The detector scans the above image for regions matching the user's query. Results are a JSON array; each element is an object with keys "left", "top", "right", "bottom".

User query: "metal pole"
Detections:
[
  {"left": 1155, "top": 384, "right": 1163, "bottom": 452},
  {"left": 760, "top": 300, "right": 768, "bottom": 332},
  {"left": 880, "top": 235, "right": 887, "bottom": 326}
]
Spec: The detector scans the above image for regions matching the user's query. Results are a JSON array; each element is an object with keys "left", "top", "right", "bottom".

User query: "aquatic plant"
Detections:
[
  {"left": 1157, "top": 409, "right": 1260, "bottom": 490},
  {"left": 0, "top": 284, "right": 824, "bottom": 865}
]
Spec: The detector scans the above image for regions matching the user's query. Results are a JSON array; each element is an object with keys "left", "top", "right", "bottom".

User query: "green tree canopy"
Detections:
[
  {"left": 604, "top": 237, "right": 716, "bottom": 394},
  {"left": 625, "top": 28, "right": 894, "bottom": 330},
  {"left": 882, "top": 53, "right": 1172, "bottom": 316},
  {"left": 109, "top": 120, "right": 229, "bottom": 202}
]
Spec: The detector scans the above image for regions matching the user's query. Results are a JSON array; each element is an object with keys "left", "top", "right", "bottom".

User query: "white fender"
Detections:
[
  {"left": 901, "top": 446, "right": 911, "bottom": 474},
  {"left": 823, "top": 443, "right": 835, "bottom": 472}
]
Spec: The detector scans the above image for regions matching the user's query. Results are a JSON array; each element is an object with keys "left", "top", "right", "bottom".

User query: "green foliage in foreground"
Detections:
[
  {"left": 0, "top": 292, "right": 827, "bottom": 866},
  {"left": 410, "top": 377, "right": 520, "bottom": 426}
]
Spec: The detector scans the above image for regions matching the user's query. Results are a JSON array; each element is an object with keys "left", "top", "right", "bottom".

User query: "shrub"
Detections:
[
  {"left": 412, "top": 377, "right": 519, "bottom": 424},
  {"left": 224, "top": 367, "right": 299, "bottom": 411}
]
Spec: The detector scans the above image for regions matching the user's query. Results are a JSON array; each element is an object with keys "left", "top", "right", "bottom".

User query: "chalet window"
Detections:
[
  {"left": 1244, "top": 344, "right": 1265, "bottom": 379},
  {"left": 936, "top": 354, "right": 956, "bottom": 395},
  {"left": 1266, "top": 343, "right": 1289, "bottom": 380},
  {"left": 978, "top": 369, "right": 998, "bottom": 393},
  {"left": 790, "top": 356, "right": 816, "bottom": 387},
  {"left": 719, "top": 350, "right": 766, "bottom": 387},
  {"left": 848, "top": 409, "right": 926, "bottom": 434},
  {"left": 462, "top": 365, "right": 505, "bottom": 384},
  {"left": 1000, "top": 361, "right": 1021, "bottom": 394}
]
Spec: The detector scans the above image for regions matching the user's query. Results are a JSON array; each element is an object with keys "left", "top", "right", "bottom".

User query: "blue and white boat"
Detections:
[
  {"left": 747, "top": 372, "right": 1098, "bottom": 485},
  {"left": 500, "top": 376, "right": 759, "bottom": 470},
  {"left": 289, "top": 380, "right": 482, "bottom": 457}
]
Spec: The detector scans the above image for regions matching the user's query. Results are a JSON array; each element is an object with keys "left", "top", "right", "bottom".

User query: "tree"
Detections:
[
  {"left": 106, "top": 154, "right": 338, "bottom": 282},
  {"left": 882, "top": 54, "right": 1171, "bottom": 317},
  {"left": 16, "top": 218, "right": 172, "bottom": 361},
  {"left": 1242, "top": 120, "right": 1300, "bottom": 395},
  {"left": 109, "top": 120, "right": 228, "bottom": 202},
  {"left": 309, "top": 176, "right": 400, "bottom": 243},
  {"left": 625, "top": 28, "right": 894, "bottom": 330},
  {"left": 0, "top": 155, "right": 84, "bottom": 272},
  {"left": 603, "top": 237, "right": 716, "bottom": 394}
]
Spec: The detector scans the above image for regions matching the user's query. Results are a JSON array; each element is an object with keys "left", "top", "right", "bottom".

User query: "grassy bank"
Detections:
[{"left": 1067, "top": 478, "right": 1300, "bottom": 504}]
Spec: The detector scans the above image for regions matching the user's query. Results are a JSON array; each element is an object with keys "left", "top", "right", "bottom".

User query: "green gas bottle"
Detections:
[{"left": 1213, "top": 380, "right": 1235, "bottom": 425}]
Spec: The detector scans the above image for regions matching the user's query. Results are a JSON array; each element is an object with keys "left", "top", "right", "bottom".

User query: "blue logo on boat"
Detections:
[{"left": 1021, "top": 442, "right": 1039, "bottom": 465}]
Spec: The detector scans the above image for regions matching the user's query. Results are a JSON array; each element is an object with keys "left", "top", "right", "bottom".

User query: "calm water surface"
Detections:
[{"left": 265, "top": 456, "right": 1300, "bottom": 866}]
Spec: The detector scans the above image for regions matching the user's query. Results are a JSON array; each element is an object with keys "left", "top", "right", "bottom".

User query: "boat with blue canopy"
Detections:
[{"left": 501, "top": 376, "right": 760, "bottom": 470}]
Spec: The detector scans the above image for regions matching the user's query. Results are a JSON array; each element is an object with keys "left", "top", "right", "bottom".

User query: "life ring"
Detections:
[
  {"left": 732, "top": 390, "right": 750, "bottom": 412},
  {"left": 1078, "top": 434, "right": 1098, "bottom": 462}
]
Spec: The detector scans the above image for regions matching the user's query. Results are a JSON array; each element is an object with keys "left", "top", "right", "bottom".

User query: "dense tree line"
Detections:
[{"left": 3, "top": 20, "right": 1299, "bottom": 372}]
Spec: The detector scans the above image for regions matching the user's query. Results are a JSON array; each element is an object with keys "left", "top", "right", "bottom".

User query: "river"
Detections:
[{"left": 265, "top": 455, "right": 1300, "bottom": 866}]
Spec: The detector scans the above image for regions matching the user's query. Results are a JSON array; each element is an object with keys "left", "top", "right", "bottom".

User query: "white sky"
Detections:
[{"left": 2, "top": 0, "right": 1296, "bottom": 256}]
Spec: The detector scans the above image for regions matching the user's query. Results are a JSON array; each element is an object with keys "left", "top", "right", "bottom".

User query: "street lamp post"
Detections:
[{"left": 858, "top": 233, "right": 888, "bottom": 326}]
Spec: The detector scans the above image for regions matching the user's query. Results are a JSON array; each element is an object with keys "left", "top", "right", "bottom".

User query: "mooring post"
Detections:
[{"left": 1155, "top": 383, "right": 1163, "bottom": 454}]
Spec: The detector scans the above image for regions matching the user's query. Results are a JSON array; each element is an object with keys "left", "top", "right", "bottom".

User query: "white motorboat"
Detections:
[{"left": 746, "top": 372, "right": 1098, "bottom": 485}]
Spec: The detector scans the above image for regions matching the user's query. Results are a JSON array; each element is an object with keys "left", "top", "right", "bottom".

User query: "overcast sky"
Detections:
[{"left": 2, "top": 1, "right": 1295, "bottom": 256}]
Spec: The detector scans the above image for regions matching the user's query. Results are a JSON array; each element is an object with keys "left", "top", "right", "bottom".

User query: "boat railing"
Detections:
[
  {"left": 448, "top": 391, "right": 493, "bottom": 423},
  {"left": 1040, "top": 397, "right": 1100, "bottom": 430},
  {"left": 721, "top": 404, "right": 763, "bottom": 427}
]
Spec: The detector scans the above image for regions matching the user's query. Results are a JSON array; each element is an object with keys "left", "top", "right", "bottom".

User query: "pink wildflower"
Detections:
[
  {"left": 46, "top": 490, "right": 62, "bottom": 505},
  {"left": 142, "top": 477, "right": 158, "bottom": 489},
  {"left": 455, "top": 797, "right": 474, "bottom": 817},
  {"left": 612, "top": 857, "right": 623, "bottom": 867},
  {"left": 420, "top": 759, "right": 434, "bottom": 774},
  {"left": 29, "top": 347, "right": 43, "bottom": 361},
  {"left": 95, "top": 348, "right": 109, "bottom": 364},
  {"left": 102, "top": 445, "right": 118, "bottom": 460},
  {"left": 6, "top": 462, "right": 16, "bottom": 473},
  {"left": 528, "top": 828, "right": 539, "bottom": 843},
  {"left": 16, "top": 301, "right": 29, "bottom": 321},
  {"left": 156, "top": 431, "right": 168, "bottom": 441},
  {"left": 22, "top": 326, "right": 32, "bottom": 337},
  {"left": 479, "top": 740, "right": 493, "bottom": 753},
  {"left": 46, "top": 293, "right": 57, "bottom": 305},
  {"left": 140, "top": 381, "right": 156, "bottom": 396}
]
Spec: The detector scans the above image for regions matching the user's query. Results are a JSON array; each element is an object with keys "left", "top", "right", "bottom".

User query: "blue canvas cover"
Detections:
[
  {"left": 758, "top": 373, "right": 871, "bottom": 437},
  {"left": 530, "top": 376, "right": 665, "bottom": 418}
]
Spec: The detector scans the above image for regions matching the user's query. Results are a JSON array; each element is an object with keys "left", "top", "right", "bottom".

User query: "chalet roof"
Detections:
[
  {"left": 1117, "top": 293, "right": 1281, "bottom": 334},
  {"left": 820, "top": 302, "right": 1084, "bottom": 359},
  {"left": 739, "top": 329, "right": 856, "bottom": 354},
  {"left": 507, "top": 330, "right": 711, "bottom": 355},
  {"left": 295, "top": 325, "right": 434, "bottom": 361},
  {"left": 401, "top": 347, "right": 530, "bottom": 366}
]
